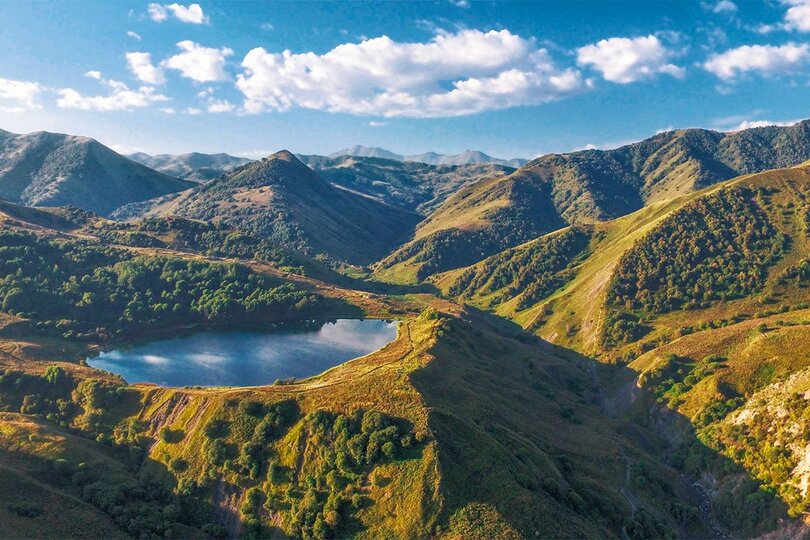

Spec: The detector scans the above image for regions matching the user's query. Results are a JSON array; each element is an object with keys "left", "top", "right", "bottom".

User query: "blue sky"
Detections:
[{"left": 0, "top": 1, "right": 808, "bottom": 159}]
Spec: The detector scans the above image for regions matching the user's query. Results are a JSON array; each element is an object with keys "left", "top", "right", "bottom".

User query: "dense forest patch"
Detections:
[
  {"left": 93, "top": 217, "right": 308, "bottom": 273},
  {"left": 606, "top": 187, "right": 787, "bottom": 314},
  {"left": 0, "top": 230, "right": 324, "bottom": 340}
]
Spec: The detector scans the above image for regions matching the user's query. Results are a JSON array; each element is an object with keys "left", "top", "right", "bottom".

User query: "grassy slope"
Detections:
[
  {"left": 0, "top": 274, "right": 709, "bottom": 540},
  {"left": 373, "top": 167, "right": 565, "bottom": 284},
  {"left": 439, "top": 165, "right": 809, "bottom": 360},
  {"left": 0, "top": 413, "right": 136, "bottom": 539}
]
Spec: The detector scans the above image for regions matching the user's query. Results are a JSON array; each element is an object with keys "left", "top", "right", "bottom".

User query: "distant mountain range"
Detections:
[
  {"left": 327, "top": 145, "right": 528, "bottom": 168},
  {"left": 127, "top": 152, "right": 252, "bottom": 182},
  {"left": 298, "top": 154, "right": 515, "bottom": 214},
  {"left": 0, "top": 129, "right": 193, "bottom": 216}
]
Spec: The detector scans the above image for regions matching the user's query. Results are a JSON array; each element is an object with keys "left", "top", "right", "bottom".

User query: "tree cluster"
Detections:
[
  {"left": 0, "top": 231, "right": 323, "bottom": 340},
  {"left": 606, "top": 188, "right": 787, "bottom": 313}
]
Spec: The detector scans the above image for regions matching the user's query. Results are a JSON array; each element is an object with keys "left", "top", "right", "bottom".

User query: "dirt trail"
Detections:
[
  {"left": 0, "top": 461, "right": 95, "bottom": 510},
  {"left": 212, "top": 479, "right": 243, "bottom": 539}
]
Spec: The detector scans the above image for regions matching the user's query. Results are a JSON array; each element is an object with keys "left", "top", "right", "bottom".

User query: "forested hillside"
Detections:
[{"left": 432, "top": 163, "right": 810, "bottom": 536}]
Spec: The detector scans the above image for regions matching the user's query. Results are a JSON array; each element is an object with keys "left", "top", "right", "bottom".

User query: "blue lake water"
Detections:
[{"left": 86, "top": 319, "right": 398, "bottom": 387}]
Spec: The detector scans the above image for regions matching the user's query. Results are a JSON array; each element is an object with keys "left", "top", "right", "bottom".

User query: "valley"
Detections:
[{"left": 0, "top": 119, "right": 808, "bottom": 539}]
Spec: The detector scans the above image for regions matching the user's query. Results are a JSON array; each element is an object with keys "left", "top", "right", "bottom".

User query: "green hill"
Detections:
[
  {"left": 116, "top": 151, "right": 422, "bottom": 265},
  {"left": 439, "top": 163, "right": 809, "bottom": 357},
  {"left": 434, "top": 164, "right": 810, "bottom": 535},
  {"left": 0, "top": 129, "right": 194, "bottom": 216},
  {"left": 375, "top": 121, "right": 810, "bottom": 284},
  {"left": 0, "top": 206, "right": 724, "bottom": 539},
  {"left": 0, "top": 301, "right": 718, "bottom": 539}
]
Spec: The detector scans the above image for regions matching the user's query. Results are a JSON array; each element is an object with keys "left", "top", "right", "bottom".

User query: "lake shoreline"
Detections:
[
  {"left": 79, "top": 315, "right": 398, "bottom": 364},
  {"left": 85, "top": 319, "right": 400, "bottom": 388}
]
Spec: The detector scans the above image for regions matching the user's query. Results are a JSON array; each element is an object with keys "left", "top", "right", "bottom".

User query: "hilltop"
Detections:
[{"left": 0, "top": 129, "right": 193, "bottom": 216}]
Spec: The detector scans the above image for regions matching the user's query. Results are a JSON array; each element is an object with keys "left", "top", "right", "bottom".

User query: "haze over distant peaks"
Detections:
[
  {"left": 127, "top": 151, "right": 252, "bottom": 183},
  {"left": 328, "top": 145, "right": 528, "bottom": 168}
]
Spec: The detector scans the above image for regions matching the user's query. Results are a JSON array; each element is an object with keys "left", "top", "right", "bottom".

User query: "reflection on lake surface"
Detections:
[{"left": 86, "top": 319, "right": 398, "bottom": 387}]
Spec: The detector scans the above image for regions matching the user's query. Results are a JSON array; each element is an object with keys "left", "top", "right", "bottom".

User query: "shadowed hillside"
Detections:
[{"left": 0, "top": 129, "right": 193, "bottom": 216}]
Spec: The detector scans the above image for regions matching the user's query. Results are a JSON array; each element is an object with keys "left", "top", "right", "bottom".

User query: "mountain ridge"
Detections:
[
  {"left": 298, "top": 154, "right": 516, "bottom": 214},
  {"left": 126, "top": 151, "right": 252, "bottom": 182},
  {"left": 0, "top": 128, "right": 193, "bottom": 216},
  {"left": 117, "top": 150, "right": 422, "bottom": 264},
  {"left": 328, "top": 144, "right": 528, "bottom": 168},
  {"left": 375, "top": 119, "right": 810, "bottom": 283}
]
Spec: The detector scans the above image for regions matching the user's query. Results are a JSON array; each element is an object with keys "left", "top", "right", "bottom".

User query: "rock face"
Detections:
[{"left": 0, "top": 129, "right": 193, "bottom": 216}]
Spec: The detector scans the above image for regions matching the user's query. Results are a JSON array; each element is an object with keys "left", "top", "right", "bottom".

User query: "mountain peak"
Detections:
[
  {"left": 0, "top": 128, "right": 192, "bottom": 216},
  {"left": 268, "top": 149, "right": 299, "bottom": 162}
]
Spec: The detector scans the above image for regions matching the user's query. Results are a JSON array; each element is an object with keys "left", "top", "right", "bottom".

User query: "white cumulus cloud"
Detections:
[
  {"left": 703, "top": 43, "right": 810, "bottom": 79},
  {"left": 206, "top": 98, "right": 235, "bottom": 113},
  {"left": 0, "top": 77, "right": 43, "bottom": 111},
  {"left": 703, "top": 0, "right": 738, "bottom": 14},
  {"left": 148, "top": 3, "right": 208, "bottom": 24},
  {"left": 126, "top": 52, "right": 165, "bottom": 84},
  {"left": 783, "top": 0, "right": 810, "bottom": 31},
  {"left": 576, "top": 35, "right": 685, "bottom": 83},
  {"left": 728, "top": 118, "right": 802, "bottom": 130},
  {"left": 235, "top": 29, "right": 585, "bottom": 118},
  {"left": 127, "top": 31, "right": 142, "bottom": 41},
  {"left": 162, "top": 41, "right": 233, "bottom": 82},
  {"left": 57, "top": 78, "right": 169, "bottom": 111}
]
